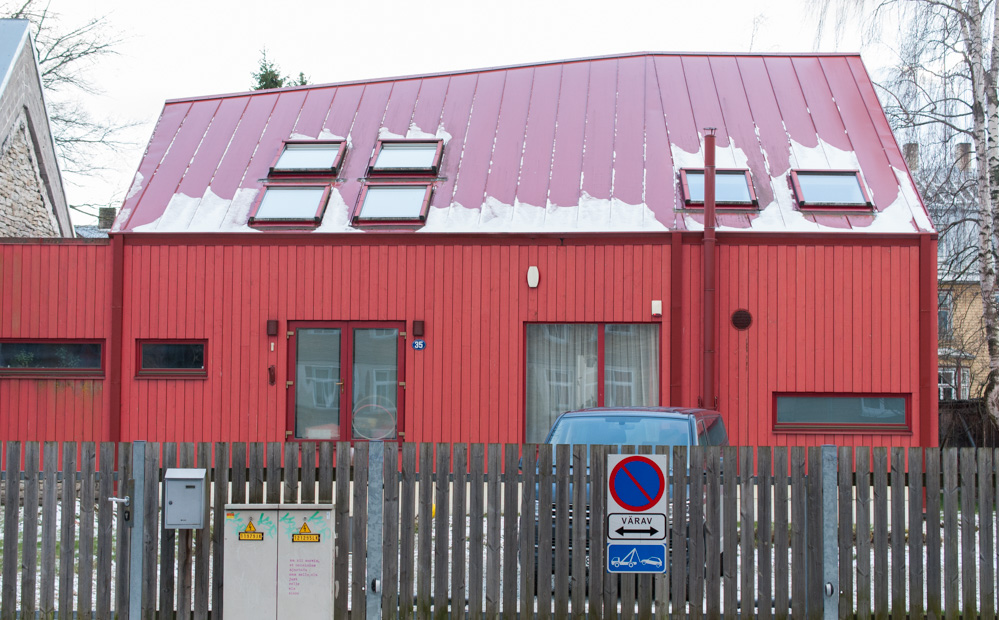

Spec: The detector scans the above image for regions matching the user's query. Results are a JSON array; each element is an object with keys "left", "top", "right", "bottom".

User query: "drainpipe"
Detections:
[{"left": 702, "top": 129, "right": 717, "bottom": 410}]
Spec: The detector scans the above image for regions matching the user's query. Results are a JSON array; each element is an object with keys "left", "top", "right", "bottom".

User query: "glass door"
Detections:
[
  {"left": 288, "top": 322, "right": 405, "bottom": 441},
  {"left": 292, "top": 327, "right": 342, "bottom": 440}
]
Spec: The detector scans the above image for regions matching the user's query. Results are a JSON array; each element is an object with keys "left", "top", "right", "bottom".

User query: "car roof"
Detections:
[{"left": 554, "top": 407, "right": 720, "bottom": 421}]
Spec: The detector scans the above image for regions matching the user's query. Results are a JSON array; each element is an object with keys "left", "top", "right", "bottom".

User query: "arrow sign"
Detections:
[
  {"left": 616, "top": 526, "right": 658, "bottom": 536},
  {"left": 607, "top": 513, "right": 667, "bottom": 540}
]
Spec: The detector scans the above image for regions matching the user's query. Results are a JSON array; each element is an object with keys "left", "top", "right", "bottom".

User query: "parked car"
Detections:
[{"left": 535, "top": 407, "right": 729, "bottom": 587}]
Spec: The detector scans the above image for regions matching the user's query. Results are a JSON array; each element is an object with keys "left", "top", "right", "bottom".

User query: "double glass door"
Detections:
[{"left": 288, "top": 322, "right": 404, "bottom": 441}]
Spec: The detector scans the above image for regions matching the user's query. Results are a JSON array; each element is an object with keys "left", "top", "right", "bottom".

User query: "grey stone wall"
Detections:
[{"left": 0, "top": 118, "right": 56, "bottom": 236}]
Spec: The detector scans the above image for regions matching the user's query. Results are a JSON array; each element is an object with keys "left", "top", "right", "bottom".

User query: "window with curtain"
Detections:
[{"left": 526, "top": 323, "right": 660, "bottom": 443}]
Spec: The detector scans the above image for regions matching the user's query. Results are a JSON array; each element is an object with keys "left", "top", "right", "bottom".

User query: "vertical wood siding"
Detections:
[
  {"left": 117, "top": 236, "right": 927, "bottom": 447},
  {"left": 0, "top": 243, "right": 111, "bottom": 441},
  {"left": 119, "top": 240, "right": 672, "bottom": 443},
  {"left": 0, "top": 236, "right": 929, "bottom": 447},
  {"left": 712, "top": 240, "right": 924, "bottom": 448}
]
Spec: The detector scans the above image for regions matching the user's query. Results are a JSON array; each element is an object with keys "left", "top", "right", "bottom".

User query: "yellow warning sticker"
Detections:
[
  {"left": 238, "top": 520, "right": 264, "bottom": 541},
  {"left": 292, "top": 521, "right": 320, "bottom": 543}
]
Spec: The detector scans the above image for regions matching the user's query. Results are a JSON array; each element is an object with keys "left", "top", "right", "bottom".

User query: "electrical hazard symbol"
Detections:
[
  {"left": 292, "top": 521, "right": 321, "bottom": 543},
  {"left": 238, "top": 520, "right": 264, "bottom": 541}
]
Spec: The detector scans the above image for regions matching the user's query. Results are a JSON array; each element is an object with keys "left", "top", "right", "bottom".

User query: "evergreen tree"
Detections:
[{"left": 251, "top": 49, "right": 309, "bottom": 90}]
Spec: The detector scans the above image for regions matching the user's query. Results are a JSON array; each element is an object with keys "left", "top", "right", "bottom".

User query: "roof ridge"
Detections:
[{"left": 164, "top": 51, "right": 865, "bottom": 105}]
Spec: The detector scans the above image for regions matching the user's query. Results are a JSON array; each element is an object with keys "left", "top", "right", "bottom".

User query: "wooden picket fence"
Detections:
[{"left": 0, "top": 442, "right": 996, "bottom": 619}]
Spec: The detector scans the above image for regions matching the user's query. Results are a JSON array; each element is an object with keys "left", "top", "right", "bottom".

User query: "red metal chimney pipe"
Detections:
[{"left": 702, "top": 129, "right": 717, "bottom": 410}]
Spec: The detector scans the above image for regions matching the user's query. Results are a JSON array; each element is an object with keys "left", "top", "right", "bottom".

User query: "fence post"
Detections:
[
  {"left": 366, "top": 442, "right": 384, "bottom": 620},
  {"left": 821, "top": 445, "right": 838, "bottom": 620},
  {"left": 129, "top": 441, "right": 146, "bottom": 620}
]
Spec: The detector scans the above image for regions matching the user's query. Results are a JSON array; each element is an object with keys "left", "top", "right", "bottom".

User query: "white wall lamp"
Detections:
[
  {"left": 651, "top": 300, "right": 663, "bottom": 317},
  {"left": 527, "top": 266, "right": 540, "bottom": 288}
]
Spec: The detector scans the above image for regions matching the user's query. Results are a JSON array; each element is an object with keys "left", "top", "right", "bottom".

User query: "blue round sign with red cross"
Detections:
[{"left": 608, "top": 455, "right": 666, "bottom": 512}]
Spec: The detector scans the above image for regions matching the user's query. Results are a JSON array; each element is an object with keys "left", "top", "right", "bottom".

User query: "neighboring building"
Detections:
[
  {"left": 902, "top": 139, "right": 989, "bottom": 402},
  {"left": 0, "top": 52, "right": 939, "bottom": 447},
  {"left": 0, "top": 19, "right": 72, "bottom": 237}
]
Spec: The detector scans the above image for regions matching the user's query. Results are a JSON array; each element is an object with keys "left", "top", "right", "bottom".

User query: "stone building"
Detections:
[{"left": 0, "top": 19, "right": 72, "bottom": 237}]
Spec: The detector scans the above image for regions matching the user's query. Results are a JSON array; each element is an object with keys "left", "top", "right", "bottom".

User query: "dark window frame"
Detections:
[
  {"left": 0, "top": 339, "right": 105, "bottom": 378},
  {"left": 136, "top": 340, "right": 208, "bottom": 378},
  {"left": 248, "top": 182, "right": 331, "bottom": 229},
  {"left": 524, "top": 322, "right": 663, "bottom": 442},
  {"left": 790, "top": 169, "right": 873, "bottom": 210},
  {"left": 286, "top": 320, "right": 406, "bottom": 443},
  {"left": 772, "top": 392, "right": 910, "bottom": 433},
  {"left": 353, "top": 182, "right": 434, "bottom": 225},
  {"left": 367, "top": 139, "right": 444, "bottom": 176},
  {"left": 268, "top": 140, "right": 346, "bottom": 177},
  {"left": 679, "top": 168, "right": 758, "bottom": 208}
]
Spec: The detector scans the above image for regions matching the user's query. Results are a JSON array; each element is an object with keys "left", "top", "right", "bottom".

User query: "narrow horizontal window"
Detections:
[
  {"left": 680, "top": 169, "right": 757, "bottom": 207},
  {"left": 774, "top": 394, "right": 908, "bottom": 432},
  {"left": 249, "top": 185, "right": 329, "bottom": 226},
  {"left": 368, "top": 141, "right": 443, "bottom": 175},
  {"left": 270, "top": 141, "right": 345, "bottom": 175},
  {"left": 0, "top": 341, "right": 103, "bottom": 376},
  {"left": 791, "top": 170, "right": 871, "bottom": 208},
  {"left": 138, "top": 341, "right": 206, "bottom": 377},
  {"left": 355, "top": 184, "right": 432, "bottom": 222}
]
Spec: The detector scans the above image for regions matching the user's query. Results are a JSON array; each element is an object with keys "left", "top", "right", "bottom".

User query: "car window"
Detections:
[
  {"left": 547, "top": 415, "right": 692, "bottom": 446},
  {"left": 697, "top": 414, "right": 729, "bottom": 446}
]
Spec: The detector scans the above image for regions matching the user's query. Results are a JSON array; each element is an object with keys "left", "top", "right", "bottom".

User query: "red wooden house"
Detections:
[{"left": 0, "top": 52, "right": 938, "bottom": 447}]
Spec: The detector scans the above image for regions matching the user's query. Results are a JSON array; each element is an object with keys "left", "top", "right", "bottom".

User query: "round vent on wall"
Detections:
[{"left": 731, "top": 309, "right": 753, "bottom": 331}]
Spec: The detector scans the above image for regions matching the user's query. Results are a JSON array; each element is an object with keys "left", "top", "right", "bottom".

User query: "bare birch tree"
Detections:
[{"left": 811, "top": 0, "right": 999, "bottom": 425}]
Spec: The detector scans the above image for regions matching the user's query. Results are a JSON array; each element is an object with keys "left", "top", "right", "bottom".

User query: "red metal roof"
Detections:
[{"left": 114, "top": 52, "right": 933, "bottom": 234}]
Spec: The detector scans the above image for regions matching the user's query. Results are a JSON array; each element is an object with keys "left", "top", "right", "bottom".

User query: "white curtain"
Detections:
[
  {"left": 604, "top": 324, "right": 659, "bottom": 408},
  {"left": 525, "top": 325, "right": 598, "bottom": 443}
]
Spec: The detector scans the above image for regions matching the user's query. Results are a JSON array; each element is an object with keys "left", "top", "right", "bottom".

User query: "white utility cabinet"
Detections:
[{"left": 222, "top": 504, "right": 334, "bottom": 620}]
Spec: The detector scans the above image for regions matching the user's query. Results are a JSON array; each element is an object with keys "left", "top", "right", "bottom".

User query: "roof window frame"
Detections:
[
  {"left": 353, "top": 182, "right": 434, "bottom": 226},
  {"left": 790, "top": 169, "right": 873, "bottom": 211},
  {"left": 679, "top": 168, "right": 758, "bottom": 208},
  {"left": 268, "top": 140, "right": 346, "bottom": 178},
  {"left": 367, "top": 140, "right": 444, "bottom": 176},
  {"left": 248, "top": 182, "right": 332, "bottom": 229}
]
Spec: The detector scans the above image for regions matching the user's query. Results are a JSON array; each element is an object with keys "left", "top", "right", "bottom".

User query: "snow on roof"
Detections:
[{"left": 114, "top": 52, "right": 934, "bottom": 235}]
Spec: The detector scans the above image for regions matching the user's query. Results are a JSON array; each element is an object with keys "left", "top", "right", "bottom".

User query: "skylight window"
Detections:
[
  {"left": 355, "top": 184, "right": 432, "bottom": 222},
  {"left": 249, "top": 185, "right": 329, "bottom": 226},
  {"left": 369, "top": 141, "right": 443, "bottom": 175},
  {"left": 680, "top": 169, "right": 757, "bottom": 207},
  {"left": 791, "top": 170, "right": 872, "bottom": 209},
  {"left": 270, "top": 141, "right": 345, "bottom": 175}
]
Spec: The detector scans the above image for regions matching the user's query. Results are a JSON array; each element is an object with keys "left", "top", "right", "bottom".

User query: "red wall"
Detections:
[
  {"left": 0, "top": 241, "right": 111, "bottom": 440},
  {"left": 0, "top": 234, "right": 937, "bottom": 447}
]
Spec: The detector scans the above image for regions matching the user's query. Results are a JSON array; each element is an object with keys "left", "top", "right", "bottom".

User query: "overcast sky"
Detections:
[{"left": 46, "top": 0, "right": 889, "bottom": 224}]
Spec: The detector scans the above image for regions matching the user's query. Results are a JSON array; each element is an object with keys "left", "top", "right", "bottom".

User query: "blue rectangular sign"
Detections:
[{"left": 606, "top": 543, "right": 668, "bottom": 574}]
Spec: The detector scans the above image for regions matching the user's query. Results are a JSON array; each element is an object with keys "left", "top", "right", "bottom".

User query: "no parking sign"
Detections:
[{"left": 606, "top": 454, "right": 669, "bottom": 573}]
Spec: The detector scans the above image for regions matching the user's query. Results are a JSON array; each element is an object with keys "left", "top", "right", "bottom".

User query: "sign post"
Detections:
[{"left": 606, "top": 454, "right": 669, "bottom": 574}]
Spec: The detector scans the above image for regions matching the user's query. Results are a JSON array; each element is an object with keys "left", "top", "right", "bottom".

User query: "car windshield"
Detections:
[{"left": 546, "top": 415, "right": 691, "bottom": 446}]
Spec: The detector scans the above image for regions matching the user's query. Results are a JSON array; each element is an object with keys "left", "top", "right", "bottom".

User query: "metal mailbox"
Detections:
[
  {"left": 163, "top": 468, "right": 208, "bottom": 529},
  {"left": 223, "top": 504, "right": 334, "bottom": 620}
]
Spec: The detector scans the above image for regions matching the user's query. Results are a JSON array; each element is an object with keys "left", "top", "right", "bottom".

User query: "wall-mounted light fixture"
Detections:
[
  {"left": 413, "top": 320, "right": 425, "bottom": 337},
  {"left": 651, "top": 300, "right": 663, "bottom": 317},
  {"left": 527, "top": 266, "right": 540, "bottom": 288},
  {"left": 266, "top": 320, "right": 279, "bottom": 337}
]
